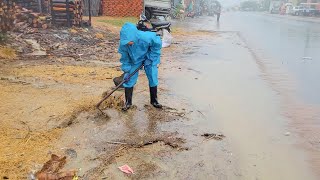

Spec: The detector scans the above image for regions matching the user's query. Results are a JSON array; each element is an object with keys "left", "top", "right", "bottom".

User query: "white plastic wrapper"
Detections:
[{"left": 162, "top": 29, "right": 173, "bottom": 48}]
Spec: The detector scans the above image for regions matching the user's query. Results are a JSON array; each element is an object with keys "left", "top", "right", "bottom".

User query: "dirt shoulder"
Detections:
[
  {"left": 0, "top": 21, "right": 122, "bottom": 178},
  {"left": 0, "top": 17, "right": 224, "bottom": 179},
  {"left": 0, "top": 58, "right": 122, "bottom": 178},
  {"left": 0, "top": 19, "right": 193, "bottom": 179},
  {"left": 261, "top": 12, "right": 320, "bottom": 23}
]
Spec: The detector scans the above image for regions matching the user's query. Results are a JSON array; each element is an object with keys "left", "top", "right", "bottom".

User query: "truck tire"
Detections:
[{"left": 145, "top": 8, "right": 152, "bottom": 20}]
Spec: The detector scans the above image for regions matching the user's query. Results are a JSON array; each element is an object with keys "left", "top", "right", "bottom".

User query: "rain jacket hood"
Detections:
[{"left": 120, "top": 23, "right": 138, "bottom": 47}]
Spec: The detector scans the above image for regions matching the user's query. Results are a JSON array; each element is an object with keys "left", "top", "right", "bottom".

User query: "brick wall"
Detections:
[{"left": 102, "top": 0, "right": 143, "bottom": 17}]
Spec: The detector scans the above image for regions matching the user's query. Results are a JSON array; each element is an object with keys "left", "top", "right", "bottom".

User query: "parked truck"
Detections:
[{"left": 144, "top": 0, "right": 171, "bottom": 20}]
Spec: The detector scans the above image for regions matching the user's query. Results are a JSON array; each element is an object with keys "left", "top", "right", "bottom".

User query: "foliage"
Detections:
[
  {"left": 176, "top": 3, "right": 184, "bottom": 12},
  {"left": 0, "top": 46, "right": 16, "bottom": 59},
  {"left": 240, "top": 1, "right": 260, "bottom": 11},
  {"left": 170, "top": 3, "right": 184, "bottom": 19},
  {"left": 0, "top": 32, "right": 8, "bottom": 44},
  {"left": 261, "top": 0, "right": 271, "bottom": 11}
]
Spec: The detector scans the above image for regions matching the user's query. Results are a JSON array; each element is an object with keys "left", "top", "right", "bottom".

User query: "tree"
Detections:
[
  {"left": 240, "top": 1, "right": 259, "bottom": 11},
  {"left": 261, "top": 0, "right": 271, "bottom": 11}
]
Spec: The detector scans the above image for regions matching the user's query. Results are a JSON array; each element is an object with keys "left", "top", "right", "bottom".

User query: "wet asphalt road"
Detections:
[
  {"left": 165, "top": 32, "right": 317, "bottom": 180},
  {"left": 176, "top": 12, "right": 320, "bottom": 106},
  {"left": 168, "top": 12, "right": 320, "bottom": 179}
]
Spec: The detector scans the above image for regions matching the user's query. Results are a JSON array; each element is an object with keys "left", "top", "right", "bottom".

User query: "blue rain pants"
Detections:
[{"left": 123, "top": 63, "right": 158, "bottom": 88}]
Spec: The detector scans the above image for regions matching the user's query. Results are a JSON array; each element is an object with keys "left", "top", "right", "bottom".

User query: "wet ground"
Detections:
[
  {"left": 64, "top": 27, "right": 319, "bottom": 179},
  {"left": 175, "top": 12, "right": 320, "bottom": 105},
  {"left": 1, "top": 13, "right": 320, "bottom": 179},
  {"left": 52, "top": 32, "right": 239, "bottom": 179},
  {"left": 172, "top": 12, "right": 320, "bottom": 179}
]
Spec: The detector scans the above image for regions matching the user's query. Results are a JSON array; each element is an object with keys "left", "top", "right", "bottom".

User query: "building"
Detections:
[{"left": 101, "top": 0, "right": 144, "bottom": 17}]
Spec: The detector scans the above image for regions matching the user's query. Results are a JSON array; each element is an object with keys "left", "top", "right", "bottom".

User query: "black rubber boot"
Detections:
[
  {"left": 150, "top": 86, "right": 162, "bottom": 109},
  {"left": 122, "top": 87, "right": 133, "bottom": 111}
]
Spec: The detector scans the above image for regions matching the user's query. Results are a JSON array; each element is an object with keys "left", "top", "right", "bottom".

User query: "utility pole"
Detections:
[
  {"left": 143, "top": 0, "right": 145, "bottom": 15},
  {"left": 37, "top": 0, "right": 42, "bottom": 13},
  {"left": 89, "top": 0, "right": 92, "bottom": 26}
]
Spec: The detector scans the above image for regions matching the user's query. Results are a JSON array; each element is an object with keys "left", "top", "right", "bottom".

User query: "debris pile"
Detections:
[
  {"left": 35, "top": 154, "right": 78, "bottom": 180},
  {"left": 5, "top": 27, "right": 119, "bottom": 60},
  {"left": 201, "top": 133, "right": 225, "bottom": 141},
  {"left": 100, "top": 92, "right": 124, "bottom": 110}
]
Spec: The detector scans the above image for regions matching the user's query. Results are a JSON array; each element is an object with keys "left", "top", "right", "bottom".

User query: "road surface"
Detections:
[
  {"left": 169, "top": 12, "right": 320, "bottom": 179},
  {"left": 177, "top": 12, "right": 320, "bottom": 105}
]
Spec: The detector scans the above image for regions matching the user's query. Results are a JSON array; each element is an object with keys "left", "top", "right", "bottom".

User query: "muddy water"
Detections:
[
  {"left": 163, "top": 32, "right": 317, "bottom": 179},
  {"left": 56, "top": 78, "right": 239, "bottom": 179}
]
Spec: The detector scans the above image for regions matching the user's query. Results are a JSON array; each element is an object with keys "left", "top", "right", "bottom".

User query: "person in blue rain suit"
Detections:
[{"left": 119, "top": 22, "right": 163, "bottom": 111}]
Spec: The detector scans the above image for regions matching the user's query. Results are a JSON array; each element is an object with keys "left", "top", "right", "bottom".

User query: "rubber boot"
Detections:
[
  {"left": 122, "top": 87, "right": 133, "bottom": 111},
  {"left": 150, "top": 86, "right": 162, "bottom": 109}
]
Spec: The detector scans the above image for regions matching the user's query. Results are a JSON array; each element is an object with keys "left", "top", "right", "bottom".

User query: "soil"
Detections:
[
  {"left": 0, "top": 19, "right": 206, "bottom": 179},
  {"left": 4, "top": 15, "right": 316, "bottom": 180}
]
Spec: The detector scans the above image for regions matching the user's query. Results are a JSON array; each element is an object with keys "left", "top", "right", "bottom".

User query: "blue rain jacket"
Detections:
[{"left": 118, "top": 23, "right": 162, "bottom": 73}]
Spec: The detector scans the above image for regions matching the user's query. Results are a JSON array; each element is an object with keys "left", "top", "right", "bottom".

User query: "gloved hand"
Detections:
[
  {"left": 123, "top": 72, "right": 130, "bottom": 82},
  {"left": 144, "top": 59, "right": 152, "bottom": 66},
  {"left": 122, "top": 64, "right": 131, "bottom": 80}
]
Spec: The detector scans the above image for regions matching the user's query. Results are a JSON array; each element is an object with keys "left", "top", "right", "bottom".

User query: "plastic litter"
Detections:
[
  {"left": 118, "top": 164, "right": 134, "bottom": 174},
  {"left": 284, "top": 132, "right": 290, "bottom": 136},
  {"left": 162, "top": 29, "right": 173, "bottom": 48}
]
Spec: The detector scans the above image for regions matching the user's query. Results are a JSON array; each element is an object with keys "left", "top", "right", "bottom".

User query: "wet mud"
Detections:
[{"left": 44, "top": 30, "right": 234, "bottom": 179}]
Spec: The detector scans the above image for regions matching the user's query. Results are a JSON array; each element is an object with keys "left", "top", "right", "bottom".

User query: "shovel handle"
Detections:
[{"left": 96, "top": 63, "right": 144, "bottom": 109}]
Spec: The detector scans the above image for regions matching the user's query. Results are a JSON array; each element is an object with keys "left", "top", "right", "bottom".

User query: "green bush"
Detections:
[{"left": 0, "top": 33, "right": 8, "bottom": 44}]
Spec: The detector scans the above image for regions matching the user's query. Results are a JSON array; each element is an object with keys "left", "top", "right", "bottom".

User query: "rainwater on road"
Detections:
[
  {"left": 176, "top": 12, "right": 320, "bottom": 105},
  {"left": 167, "top": 12, "right": 320, "bottom": 179}
]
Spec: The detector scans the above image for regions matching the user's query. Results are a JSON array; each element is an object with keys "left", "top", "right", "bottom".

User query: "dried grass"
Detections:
[
  {"left": 0, "top": 46, "right": 17, "bottom": 59},
  {"left": 100, "top": 93, "right": 124, "bottom": 110},
  {"left": 95, "top": 33, "right": 104, "bottom": 39},
  {"left": 0, "top": 56, "right": 121, "bottom": 179},
  {"left": 7, "top": 65, "right": 121, "bottom": 85},
  {"left": 0, "top": 127, "right": 63, "bottom": 179}
]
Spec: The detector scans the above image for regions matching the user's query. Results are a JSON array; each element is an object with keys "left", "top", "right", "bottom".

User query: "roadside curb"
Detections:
[{"left": 261, "top": 12, "right": 320, "bottom": 23}]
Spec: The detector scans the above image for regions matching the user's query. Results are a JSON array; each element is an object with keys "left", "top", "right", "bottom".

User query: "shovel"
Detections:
[{"left": 96, "top": 63, "right": 144, "bottom": 116}]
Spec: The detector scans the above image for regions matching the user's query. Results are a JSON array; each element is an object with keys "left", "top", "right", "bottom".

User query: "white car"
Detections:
[{"left": 291, "top": 6, "right": 304, "bottom": 15}]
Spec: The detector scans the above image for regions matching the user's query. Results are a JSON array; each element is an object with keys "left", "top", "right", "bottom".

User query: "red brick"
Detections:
[{"left": 102, "top": 0, "right": 143, "bottom": 17}]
